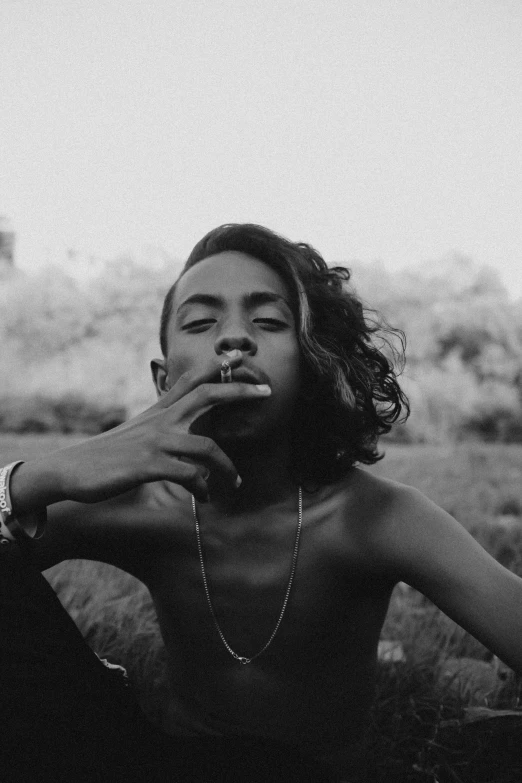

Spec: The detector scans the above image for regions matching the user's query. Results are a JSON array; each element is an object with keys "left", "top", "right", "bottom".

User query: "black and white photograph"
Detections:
[{"left": 1, "top": 2, "right": 522, "bottom": 780}]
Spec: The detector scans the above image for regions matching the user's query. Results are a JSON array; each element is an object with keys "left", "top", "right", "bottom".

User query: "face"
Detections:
[{"left": 158, "top": 251, "right": 302, "bottom": 445}]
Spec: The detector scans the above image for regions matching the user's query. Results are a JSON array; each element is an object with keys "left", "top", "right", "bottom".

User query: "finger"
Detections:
[
  {"left": 155, "top": 353, "right": 245, "bottom": 409},
  {"left": 162, "top": 433, "right": 240, "bottom": 489},
  {"left": 173, "top": 382, "right": 272, "bottom": 427},
  {"left": 157, "top": 456, "right": 210, "bottom": 502}
]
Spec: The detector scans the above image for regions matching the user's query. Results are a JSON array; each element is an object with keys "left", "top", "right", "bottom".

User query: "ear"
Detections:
[{"left": 150, "top": 358, "right": 170, "bottom": 399}]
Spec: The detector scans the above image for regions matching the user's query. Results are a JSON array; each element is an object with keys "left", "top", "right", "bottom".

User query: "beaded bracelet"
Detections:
[{"left": 0, "top": 461, "right": 47, "bottom": 542}]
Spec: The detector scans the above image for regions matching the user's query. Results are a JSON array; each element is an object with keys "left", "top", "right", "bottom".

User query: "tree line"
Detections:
[{"left": 1, "top": 251, "right": 521, "bottom": 442}]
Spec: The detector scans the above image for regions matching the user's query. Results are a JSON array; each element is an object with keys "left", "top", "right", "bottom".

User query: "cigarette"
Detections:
[{"left": 220, "top": 361, "right": 232, "bottom": 383}]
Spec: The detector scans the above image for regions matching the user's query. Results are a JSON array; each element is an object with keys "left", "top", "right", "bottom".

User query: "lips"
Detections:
[
  {"left": 211, "top": 365, "right": 266, "bottom": 385},
  {"left": 228, "top": 368, "right": 264, "bottom": 385}
]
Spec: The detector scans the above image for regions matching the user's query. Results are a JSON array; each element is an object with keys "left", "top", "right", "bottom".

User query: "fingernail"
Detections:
[
  {"left": 235, "top": 475, "right": 242, "bottom": 488},
  {"left": 255, "top": 384, "right": 271, "bottom": 394}
]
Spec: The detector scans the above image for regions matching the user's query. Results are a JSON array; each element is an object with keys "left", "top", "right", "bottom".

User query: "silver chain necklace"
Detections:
[{"left": 192, "top": 487, "right": 303, "bottom": 665}]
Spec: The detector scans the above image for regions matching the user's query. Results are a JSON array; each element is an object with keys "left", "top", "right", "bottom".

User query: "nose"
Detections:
[{"left": 214, "top": 324, "right": 257, "bottom": 357}]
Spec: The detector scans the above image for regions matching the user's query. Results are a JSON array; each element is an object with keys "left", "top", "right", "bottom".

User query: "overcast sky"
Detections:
[{"left": 1, "top": 0, "right": 521, "bottom": 294}]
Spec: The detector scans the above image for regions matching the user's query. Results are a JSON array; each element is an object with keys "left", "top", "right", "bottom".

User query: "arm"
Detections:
[
  {"left": 6, "top": 355, "right": 266, "bottom": 571},
  {"left": 371, "top": 483, "right": 522, "bottom": 673}
]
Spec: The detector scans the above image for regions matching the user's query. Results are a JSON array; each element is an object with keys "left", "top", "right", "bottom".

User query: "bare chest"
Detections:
[{"left": 147, "top": 503, "right": 393, "bottom": 668}]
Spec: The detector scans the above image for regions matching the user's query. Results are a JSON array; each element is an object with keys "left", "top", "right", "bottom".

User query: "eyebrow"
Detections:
[{"left": 176, "top": 291, "right": 292, "bottom": 314}]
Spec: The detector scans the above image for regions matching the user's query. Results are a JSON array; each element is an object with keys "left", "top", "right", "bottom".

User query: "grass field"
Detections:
[{"left": 3, "top": 434, "right": 522, "bottom": 781}]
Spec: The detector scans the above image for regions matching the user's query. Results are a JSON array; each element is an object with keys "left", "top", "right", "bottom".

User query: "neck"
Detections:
[{"left": 208, "top": 435, "right": 297, "bottom": 514}]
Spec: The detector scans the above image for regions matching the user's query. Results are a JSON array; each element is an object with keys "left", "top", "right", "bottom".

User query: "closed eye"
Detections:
[
  {"left": 181, "top": 319, "right": 216, "bottom": 332},
  {"left": 253, "top": 318, "right": 289, "bottom": 330}
]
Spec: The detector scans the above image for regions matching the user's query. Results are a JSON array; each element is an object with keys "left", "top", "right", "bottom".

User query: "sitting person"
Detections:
[{"left": 2, "top": 223, "right": 522, "bottom": 782}]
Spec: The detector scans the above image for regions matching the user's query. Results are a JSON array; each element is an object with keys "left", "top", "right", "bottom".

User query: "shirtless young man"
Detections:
[{"left": 2, "top": 223, "right": 522, "bottom": 782}]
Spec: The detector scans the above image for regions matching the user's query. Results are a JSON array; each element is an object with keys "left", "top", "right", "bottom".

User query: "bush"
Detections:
[
  {"left": 460, "top": 413, "right": 522, "bottom": 444},
  {"left": 0, "top": 394, "right": 127, "bottom": 434}
]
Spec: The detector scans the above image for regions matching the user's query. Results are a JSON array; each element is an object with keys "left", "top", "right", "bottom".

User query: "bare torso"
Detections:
[{"left": 100, "top": 468, "right": 398, "bottom": 769}]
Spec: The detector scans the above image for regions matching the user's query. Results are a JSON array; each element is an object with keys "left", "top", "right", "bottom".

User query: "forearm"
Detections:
[
  {"left": 0, "top": 459, "right": 55, "bottom": 545},
  {"left": 9, "top": 456, "right": 66, "bottom": 516},
  {"left": 2, "top": 458, "right": 104, "bottom": 570},
  {"left": 1, "top": 453, "right": 87, "bottom": 564},
  {"left": 1, "top": 434, "right": 156, "bottom": 568}
]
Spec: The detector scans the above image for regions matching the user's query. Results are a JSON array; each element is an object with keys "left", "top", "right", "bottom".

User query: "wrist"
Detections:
[{"left": 0, "top": 462, "right": 47, "bottom": 541}]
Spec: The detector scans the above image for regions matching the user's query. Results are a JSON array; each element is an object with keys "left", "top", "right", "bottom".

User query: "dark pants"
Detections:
[{"left": 0, "top": 541, "right": 335, "bottom": 782}]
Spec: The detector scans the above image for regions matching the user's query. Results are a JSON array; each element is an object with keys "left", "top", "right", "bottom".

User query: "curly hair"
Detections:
[{"left": 159, "top": 223, "right": 409, "bottom": 486}]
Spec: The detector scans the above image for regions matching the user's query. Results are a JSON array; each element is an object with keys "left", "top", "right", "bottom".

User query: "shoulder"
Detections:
[
  {"left": 335, "top": 468, "right": 497, "bottom": 594},
  {"left": 306, "top": 467, "right": 409, "bottom": 541},
  {"left": 327, "top": 468, "right": 448, "bottom": 577},
  {"left": 332, "top": 466, "right": 423, "bottom": 528},
  {"left": 326, "top": 469, "right": 522, "bottom": 674}
]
